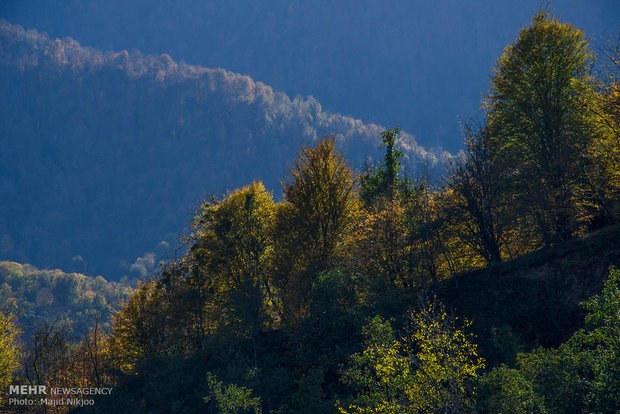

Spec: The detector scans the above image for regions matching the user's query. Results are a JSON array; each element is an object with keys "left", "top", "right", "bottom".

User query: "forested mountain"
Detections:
[
  {"left": 0, "top": 20, "right": 443, "bottom": 281},
  {"left": 0, "top": 261, "right": 132, "bottom": 340},
  {"left": 1, "top": 0, "right": 618, "bottom": 151},
  {"left": 0, "top": 6, "right": 619, "bottom": 413}
]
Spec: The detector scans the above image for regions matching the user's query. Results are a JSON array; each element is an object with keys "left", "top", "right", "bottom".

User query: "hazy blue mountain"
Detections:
[
  {"left": 1, "top": 0, "right": 618, "bottom": 151},
  {"left": 0, "top": 21, "right": 443, "bottom": 280}
]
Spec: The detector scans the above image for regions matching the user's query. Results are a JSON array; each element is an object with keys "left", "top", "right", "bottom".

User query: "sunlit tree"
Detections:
[
  {"left": 0, "top": 311, "right": 20, "bottom": 401},
  {"left": 339, "top": 299, "right": 484, "bottom": 413},
  {"left": 273, "top": 138, "right": 361, "bottom": 323},
  {"left": 485, "top": 10, "right": 599, "bottom": 245}
]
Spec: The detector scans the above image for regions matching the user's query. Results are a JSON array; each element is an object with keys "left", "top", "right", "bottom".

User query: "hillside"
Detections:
[
  {"left": 0, "top": 20, "right": 445, "bottom": 281},
  {"left": 68, "top": 225, "right": 620, "bottom": 413},
  {"left": 0, "top": 261, "right": 132, "bottom": 340},
  {"left": 437, "top": 224, "right": 620, "bottom": 366},
  {"left": 2, "top": 0, "right": 618, "bottom": 151}
]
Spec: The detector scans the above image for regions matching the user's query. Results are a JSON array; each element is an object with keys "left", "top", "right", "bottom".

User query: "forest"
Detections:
[
  {"left": 3, "top": 0, "right": 618, "bottom": 152},
  {"left": 0, "top": 19, "right": 443, "bottom": 281},
  {"left": 1, "top": 10, "right": 620, "bottom": 414}
]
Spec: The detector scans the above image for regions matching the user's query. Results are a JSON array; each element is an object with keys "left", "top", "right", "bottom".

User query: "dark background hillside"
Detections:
[
  {"left": 1, "top": 0, "right": 618, "bottom": 152},
  {"left": 0, "top": 21, "right": 440, "bottom": 281}
]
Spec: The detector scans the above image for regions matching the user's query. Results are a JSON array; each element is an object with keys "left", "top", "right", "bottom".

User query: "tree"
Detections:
[
  {"left": 448, "top": 122, "right": 508, "bottom": 264},
  {"left": 22, "top": 322, "right": 72, "bottom": 397},
  {"left": 273, "top": 138, "right": 361, "bottom": 323},
  {"left": 338, "top": 316, "right": 411, "bottom": 413},
  {"left": 485, "top": 10, "right": 599, "bottom": 245},
  {"left": 405, "top": 299, "right": 485, "bottom": 413},
  {"left": 0, "top": 311, "right": 20, "bottom": 401},
  {"left": 476, "top": 366, "right": 547, "bottom": 414},
  {"left": 478, "top": 266, "right": 620, "bottom": 413},
  {"left": 339, "top": 298, "right": 484, "bottom": 413},
  {"left": 109, "top": 279, "right": 176, "bottom": 374},
  {"left": 357, "top": 127, "right": 423, "bottom": 289},
  {"left": 204, "top": 372, "right": 263, "bottom": 414},
  {"left": 354, "top": 198, "right": 409, "bottom": 287},
  {"left": 581, "top": 35, "right": 620, "bottom": 226},
  {"left": 404, "top": 184, "right": 469, "bottom": 287},
  {"left": 360, "top": 127, "right": 409, "bottom": 206},
  {"left": 186, "top": 182, "right": 275, "bottom": 360}
]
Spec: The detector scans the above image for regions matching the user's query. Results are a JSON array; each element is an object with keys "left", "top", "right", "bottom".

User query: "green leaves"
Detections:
[
  {"left": 204, "top": 372, "right": 262, "bottom": 414},
  {"left": 478, "top": 266, "right": 620, "bottom": 413},
  {"left": 340, "top": 299, "right": 484, "bottom": 413},
  {"left": 485, "top": 10, "right": 599, "bottom": 245},
  {"left": 360, "top": 127, "right": 410, "bottom": 206}
]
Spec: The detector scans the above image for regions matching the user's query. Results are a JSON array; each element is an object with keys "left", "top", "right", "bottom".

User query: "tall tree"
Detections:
[
  {"left": 109, "top": 279, "right": 174, "bottom": 374},
  {"left": 273, "top": 138, "right": 360, "bottom": 323},
  {"left": 187, "top": 182, "right": 275, "bottom": 362},
  {"left": 360, "top": 127, "right": 408, "bottom": 205},
  {"left": 448, "top": 122, "right": 508, "bottom": 264},
  {"left": 582, "top": 35, "right": 620, "bottom": 226},
  {"left": 485, "top": 10, "right": 599, "bottom": 245}
]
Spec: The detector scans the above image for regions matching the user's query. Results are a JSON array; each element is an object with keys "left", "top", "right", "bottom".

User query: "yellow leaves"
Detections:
[
  {"left": 272, "top": 139, "right": 362, "bottom": 323},
  {"left": 354, "top": 199, "right": 408, "bottom": 285},
  {"left": 0, "top": 311, "right": 20, "bottom": 396},
  {"left": 405, "top": 303, "right": 485, "bottom": 412},
  {"left": 282, "top": 138, "right": 361, "bottom": 265},
  {"left": 340, "top": 301, "right": 484, "bottom": 413}
]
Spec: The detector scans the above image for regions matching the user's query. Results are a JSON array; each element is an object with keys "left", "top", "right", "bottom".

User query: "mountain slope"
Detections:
[
  {"left": 437, "top": 224, "right": 620, "bottom": 366},
  {"left": 0, "top": 261, "right": 132, "bottom": 340},
  {"left": 68, "top": 225, "right": 620, "bottom": 413},
  {"left": 0, "top": 21, "right": 444, "bottom": 280},
  {"left": 2, "top": 0, "right": 618, "bottom": 151}
]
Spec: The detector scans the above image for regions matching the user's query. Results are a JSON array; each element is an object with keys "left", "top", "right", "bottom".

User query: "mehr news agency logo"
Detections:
[{"left": 6, "top": 385, "right": 112, "bottom": 408}]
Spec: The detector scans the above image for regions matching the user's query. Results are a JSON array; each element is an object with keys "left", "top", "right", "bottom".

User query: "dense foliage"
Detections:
[
  {"left": 476, "top": 267, "right": 620, "bottom": 413},
  {"left": 0, "top": 262, "right": 132, "bottom": 340},
  {"left": 338, "top": 301, "right": 484, "bottom": 413},
  {"left": 0, "top": 311, "right": 20, "bottom": 400}
]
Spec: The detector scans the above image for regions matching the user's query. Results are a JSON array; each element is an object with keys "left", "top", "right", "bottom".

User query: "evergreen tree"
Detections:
[{"left": 360, "top": 127, "right": 409, "bottom": 206}]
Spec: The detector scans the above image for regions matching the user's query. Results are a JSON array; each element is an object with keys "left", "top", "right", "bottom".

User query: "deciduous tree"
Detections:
[
  {"left": 273, "top": 138, "right": 361, "bottom": 323},
  {"left": 485, "top": 10, "right": 599, "bottom": 245}
]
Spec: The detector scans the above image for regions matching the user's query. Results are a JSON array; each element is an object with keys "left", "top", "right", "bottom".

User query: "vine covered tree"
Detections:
[{"left": 361, "top": 127, "right": 410, "bottom": 205}]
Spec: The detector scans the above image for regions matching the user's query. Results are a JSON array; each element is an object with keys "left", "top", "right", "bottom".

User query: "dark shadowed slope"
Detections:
[
  {"left": 0, "top": 21, "right": 445, "bottom": 280},
  {"left": 2, "top": 0, "right": 618, "bottom": 151}
]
